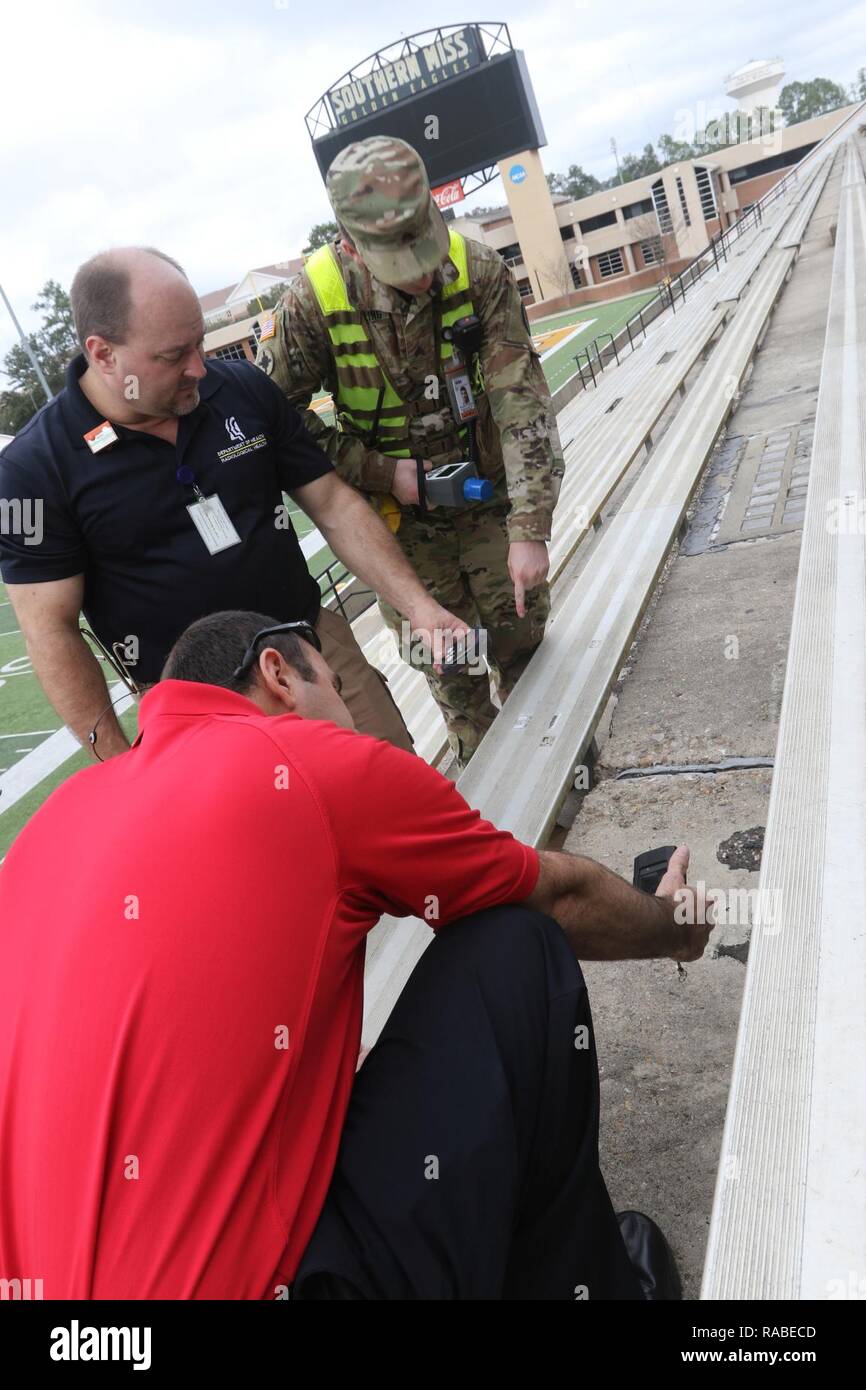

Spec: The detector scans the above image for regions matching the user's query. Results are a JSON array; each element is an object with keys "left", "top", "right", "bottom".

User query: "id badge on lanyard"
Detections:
[
  {"left": 187, "top": 494, "right": 242, "bottom": 555},
  {"left": 177, "top": 465, "right": 241, "bottom": 555},
  {"left": 444, "top": 362, "right": 479, "bottom": 425}
]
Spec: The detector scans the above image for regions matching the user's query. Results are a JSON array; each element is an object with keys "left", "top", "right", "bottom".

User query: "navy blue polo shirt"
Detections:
[{"left": 0, "top": 355, "right": 333, "bottom": 682}]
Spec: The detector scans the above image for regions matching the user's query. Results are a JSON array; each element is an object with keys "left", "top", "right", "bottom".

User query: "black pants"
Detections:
[{"left": 293, "top": 906, "right": 642, "bottom": 1301}]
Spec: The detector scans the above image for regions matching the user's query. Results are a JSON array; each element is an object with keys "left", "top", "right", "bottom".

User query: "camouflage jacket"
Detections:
[{"left": 256, "top": 235, "right": 564, "bottom": 543}]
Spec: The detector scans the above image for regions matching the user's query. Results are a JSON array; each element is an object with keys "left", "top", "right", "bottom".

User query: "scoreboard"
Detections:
[{"left": 308, "top": 27, "right": 546, "bottom": 189}]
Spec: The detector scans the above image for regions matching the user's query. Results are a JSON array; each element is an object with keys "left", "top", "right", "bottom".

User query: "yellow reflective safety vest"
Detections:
[{"left": 304, "top": 229, "right": 477, "bottom": 533}]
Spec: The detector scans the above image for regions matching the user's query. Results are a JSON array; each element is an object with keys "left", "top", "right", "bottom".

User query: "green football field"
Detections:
[
  {"left": 531, "top": 289, "right": 658, "bottom": 392},
  {"left": 0, "top": 287, "right": 659, "bottom": 857}
]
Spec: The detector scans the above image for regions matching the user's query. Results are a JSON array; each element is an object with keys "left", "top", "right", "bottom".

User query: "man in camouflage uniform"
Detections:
[{"left": 257, "top": 136, "right": 564, "bottom": 765}]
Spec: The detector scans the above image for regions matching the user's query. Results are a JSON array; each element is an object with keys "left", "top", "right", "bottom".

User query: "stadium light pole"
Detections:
[
  {"left": 0, "top": 281, "right": 53, "bottom": 402},
  {"left": 610, "top": 137, "right": 624, "bottom": 186}
]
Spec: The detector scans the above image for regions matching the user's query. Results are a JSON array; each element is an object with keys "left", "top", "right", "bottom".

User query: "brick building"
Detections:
[{"left": 450, "top": 105, "right": 859, "bottom": 315}]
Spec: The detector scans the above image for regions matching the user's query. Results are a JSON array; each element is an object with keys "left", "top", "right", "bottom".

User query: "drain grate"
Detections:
[{"left": 717, "top": 422, "right": 814, "bottom": 543}]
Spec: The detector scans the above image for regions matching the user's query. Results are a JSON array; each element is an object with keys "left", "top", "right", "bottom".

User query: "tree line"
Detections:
[{"left": 502, "top": 74, "right": 866, "bottom": 208}]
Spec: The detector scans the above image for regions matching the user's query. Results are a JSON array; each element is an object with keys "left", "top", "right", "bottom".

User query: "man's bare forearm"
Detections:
[
  {"left": 316, "top": 485, "right": 439, "bottom": 621},
  {"left": 305, "top": 414, "right": 397, "bottom": 495},
  {"left": 523, "top": 850, "right": 686, "bottom": 961},
  {"left": 25, "top": 626, "right": 130, "bottom": 759}
]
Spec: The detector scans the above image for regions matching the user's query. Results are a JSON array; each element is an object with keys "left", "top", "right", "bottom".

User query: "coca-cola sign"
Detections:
[{"left": 432, "top": 180, "right": 465, "bottom": 210}]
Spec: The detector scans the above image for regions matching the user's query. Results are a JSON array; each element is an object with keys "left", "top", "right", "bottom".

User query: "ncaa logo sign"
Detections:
[{"left": 509, "top": 164, "right": 527, "bottom": 185}]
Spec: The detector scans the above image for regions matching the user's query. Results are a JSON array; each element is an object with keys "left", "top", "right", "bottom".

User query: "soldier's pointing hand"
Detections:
[{"left": 508, "top": 540, "right": 550, "bottom": 618}]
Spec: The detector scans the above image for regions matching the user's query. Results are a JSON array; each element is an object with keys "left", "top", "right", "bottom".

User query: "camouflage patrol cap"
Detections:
[{"left": 325, "top": 136, "right": 450, "bottom": 287}]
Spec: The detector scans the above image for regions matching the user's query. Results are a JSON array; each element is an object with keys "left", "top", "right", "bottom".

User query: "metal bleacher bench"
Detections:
[
  {"left": 701, "top": 134, "right": 866, "bottom": 1300},
  {"left": 360, "top": 141, "right": 828, "bottom": 1045},
  {"left": 350, "top": 155, "right": 829, "bottom": 771}
]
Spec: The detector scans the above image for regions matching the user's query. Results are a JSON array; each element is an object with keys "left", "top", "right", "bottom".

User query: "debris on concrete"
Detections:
[{"left": 717, "top": 825, "right": 765, "bottom": 872}]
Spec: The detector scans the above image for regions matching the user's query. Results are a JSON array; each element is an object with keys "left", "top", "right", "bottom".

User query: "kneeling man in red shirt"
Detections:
[{"left": 0, "top": 610, "right": 708, "bottom": 1300}]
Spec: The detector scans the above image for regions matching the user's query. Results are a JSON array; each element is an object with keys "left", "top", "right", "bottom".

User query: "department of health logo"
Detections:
[{"left": 216, "top": 415, "right": 268, "bottom": 464}]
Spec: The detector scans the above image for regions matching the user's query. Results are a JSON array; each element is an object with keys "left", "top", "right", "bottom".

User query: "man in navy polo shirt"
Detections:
[{"left": 0, "top": 246, "right": 463, "bottom": 758}]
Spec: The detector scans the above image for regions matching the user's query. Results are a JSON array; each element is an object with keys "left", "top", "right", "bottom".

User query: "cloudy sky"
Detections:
[{"left": 0, "top": 0, "right": 861, "bottom": 375}]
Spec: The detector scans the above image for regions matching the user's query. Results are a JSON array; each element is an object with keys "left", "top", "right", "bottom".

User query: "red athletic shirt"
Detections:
[{"left": 0, "top": 681, "right": 538, "bottom": 1299}]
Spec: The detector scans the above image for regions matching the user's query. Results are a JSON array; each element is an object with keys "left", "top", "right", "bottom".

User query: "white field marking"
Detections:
[
  {"left": 535, "top": 307, "right": 594, "bottom": 328},
  {"left": 0, "top": 628, "right": 21, "bottom": 637},
  {"left": 535, "top": 300, "right": 656, "bottom": 329},
  {"left": 300, "top": 528, "right": 327, "bottom": 560},
  {"left": 538, "top": 319, "right": 597, "bottom": 363},
  {"left": 0, "top": 682, "right": 135, "bottom": 816},
  {"left": 551, "top": 367, "right": 590, "bottom": 395},
  {"left": 0, "top": 730, "right": 57, "bottom": 739}
]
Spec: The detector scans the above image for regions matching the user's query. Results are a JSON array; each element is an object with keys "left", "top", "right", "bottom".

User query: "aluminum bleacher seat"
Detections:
[
  {"left": 350, "top": 170, "right": 814, "bottom": 767},
  {"left": 363, "top": 209, "right": 805, "bottom": 1044},
  {"left": 701, "top": 135, "right": 866, "bottom": 1300}
]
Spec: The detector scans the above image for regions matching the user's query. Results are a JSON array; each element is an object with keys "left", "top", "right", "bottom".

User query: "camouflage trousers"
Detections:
[{"left": 378, "top": 479, "right": 550, "bottom": 766}]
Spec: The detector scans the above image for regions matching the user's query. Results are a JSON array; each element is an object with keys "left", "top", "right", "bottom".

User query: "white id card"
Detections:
[
  {"left": 446, "top": 367, "right": 478, "bottom": 423},
  {"left": 186, "top": 494, "right": 242, "bottom": 555}
]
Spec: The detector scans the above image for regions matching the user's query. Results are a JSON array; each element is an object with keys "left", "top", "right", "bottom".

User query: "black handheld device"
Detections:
[
  {"left": 441, "top": 627, "right": 484, "bottom": 671},
  {"left": 632, "top": 846, "right": 678, "bottom": 895}
]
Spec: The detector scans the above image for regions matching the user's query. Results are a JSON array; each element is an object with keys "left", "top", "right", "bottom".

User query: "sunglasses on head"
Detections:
[{"left": 232, "top": 621, "right": 322, "bottom": 682}]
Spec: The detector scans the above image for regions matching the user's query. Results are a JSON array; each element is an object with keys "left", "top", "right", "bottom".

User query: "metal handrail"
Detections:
[
  {"left": 318, "top": 557, "right": 380, "bottom": 623},
  {"left": 573, "top": 348, "right": 598, "bottom": 390},
  {"left": 317, "top": 558, "right": 352, "bottom": 620},
  {"left": 592, "top": 332, "right": 619, "bottom": 368}
]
